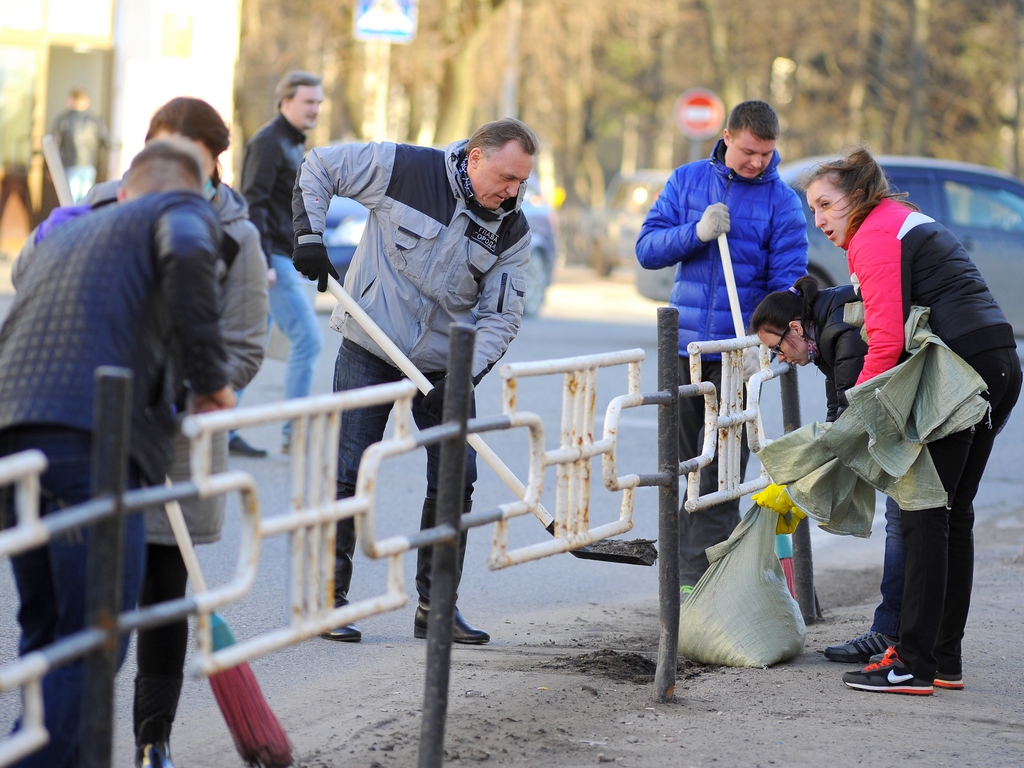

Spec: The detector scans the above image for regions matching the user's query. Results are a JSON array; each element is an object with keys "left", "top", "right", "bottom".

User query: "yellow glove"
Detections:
[{"left": 752, "top": 483, "right": 807, "bottom": 535}]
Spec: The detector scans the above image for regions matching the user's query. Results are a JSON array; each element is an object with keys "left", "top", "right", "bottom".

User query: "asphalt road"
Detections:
[{"left": 1, "top": 265, "right": 1023, "bottom": 763}]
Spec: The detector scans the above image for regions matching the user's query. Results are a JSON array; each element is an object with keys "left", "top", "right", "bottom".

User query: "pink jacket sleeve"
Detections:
[{"left": 848, "top": 228, "right": 905, "bottom": 384}]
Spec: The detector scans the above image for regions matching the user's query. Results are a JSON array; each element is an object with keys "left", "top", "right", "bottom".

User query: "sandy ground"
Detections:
[{"left": 200, "top": 507, "right": 1024, "bottom": 768}]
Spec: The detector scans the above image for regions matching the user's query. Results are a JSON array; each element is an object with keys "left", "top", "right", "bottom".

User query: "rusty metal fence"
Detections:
[{"left": 0, "top": 307, "right": 809, "bottom": 767}]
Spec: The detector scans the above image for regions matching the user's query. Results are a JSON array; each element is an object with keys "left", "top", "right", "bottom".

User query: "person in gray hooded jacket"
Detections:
[
  {"left": 292, "top": 117, "right": 538, "bottom": 645},
  {"left": 69, "top": 98, "right": 267, "bottom": 766}
]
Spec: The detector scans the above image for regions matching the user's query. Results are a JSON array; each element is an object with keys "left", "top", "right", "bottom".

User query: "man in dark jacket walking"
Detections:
[
  {"left": 52, "top": 87, "right": 109, "bottom": 202},
  {"left": 636, "top": 100, "right": 808, "bottom": 596},
  {"left": 236, "top": 70, "right": 327, "bottom": 457},
  {"left": 0, "top": 140, "right": 234, "bottom": 768}
]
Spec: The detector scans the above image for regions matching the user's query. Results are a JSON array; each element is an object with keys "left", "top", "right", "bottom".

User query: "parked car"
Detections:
[
  {"left": 634, "top": 155, "right": 1024, "bottom": 334},
  {"left": 519, "top": 179, "right": 562, "bottom": 317},
  {"left": 583, "top": 170, "right": 672, "bottom": 277},
  {"left": 323, "top": 176, "right": 559, "bottom": 317},
  {"left": 323, "top": 195, "right": 368, "bottom": 283}
]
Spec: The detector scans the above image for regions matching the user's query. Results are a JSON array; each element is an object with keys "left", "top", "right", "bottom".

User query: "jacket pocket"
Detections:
[
  {"left": 383, "top": 205, "right": 443, "bottom": 277},
  {"left": 448, "top": 242, "right": 500, "bottom": 310},
  {"left": 501, "top": 275, "right": 527, "bottom": 315}
]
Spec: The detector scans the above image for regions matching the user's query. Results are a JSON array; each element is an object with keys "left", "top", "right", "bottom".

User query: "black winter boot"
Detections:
[
  {"left": 414, "top": 498, "right": 488, "bottom": 644},
  {"left": 133, "top": 674, "right": 182, "bottom": 767}
]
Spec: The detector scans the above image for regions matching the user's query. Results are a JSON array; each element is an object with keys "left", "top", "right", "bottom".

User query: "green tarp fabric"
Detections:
[
  {"left": 678, "top": 504, "right": 806, "bottom": 668},
  {"left": 757, "top": 306, "right": 989, "bottom": 537}
]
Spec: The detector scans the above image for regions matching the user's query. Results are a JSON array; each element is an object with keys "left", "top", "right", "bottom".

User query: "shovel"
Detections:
[
  {"left": 325, "top": 275, "right": 656, "bottom": 567},
  {"left": 717, "top": 233, "right": 796, "bottom": 596}
]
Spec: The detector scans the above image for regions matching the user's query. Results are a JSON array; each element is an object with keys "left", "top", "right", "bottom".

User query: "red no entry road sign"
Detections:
[{"left": 675, "top": 88, "right": 725, "bottom": 140}]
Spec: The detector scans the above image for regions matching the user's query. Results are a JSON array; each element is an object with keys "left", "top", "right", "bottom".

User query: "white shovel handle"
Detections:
[
  {"left": 717, "top": 232, "right": 745, "bottom": 338},
  {"left": 325, "top": 276, "right": 555, "bottom": 528}
]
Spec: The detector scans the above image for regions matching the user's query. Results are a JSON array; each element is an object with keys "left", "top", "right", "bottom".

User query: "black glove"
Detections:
[
  {"left": 421, "top": 377, "right": 447, "bottom": 419},
  {"left": 292, "top": 233, "right": 339, "bottom": 292}
]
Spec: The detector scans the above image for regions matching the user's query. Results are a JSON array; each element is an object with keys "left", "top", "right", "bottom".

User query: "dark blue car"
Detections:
[{"left": 323, "top": 178, "right": 560, "bottom": 317}]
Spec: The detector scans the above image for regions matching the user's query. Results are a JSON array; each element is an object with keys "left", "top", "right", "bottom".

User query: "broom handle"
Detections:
[
  {"left": 164, "top": 493, "right": 209, "bottom": 594},
  {"left": 326, "top": 275, "right": 556, "bottom": 530},
  {"left": 41, "top": 135, "right": 75, "bottom": 207}
]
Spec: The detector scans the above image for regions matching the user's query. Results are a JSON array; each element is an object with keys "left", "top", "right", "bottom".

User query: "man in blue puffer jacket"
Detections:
[{"left": 636, "top": 100, "right": 808, "bottom": 596}]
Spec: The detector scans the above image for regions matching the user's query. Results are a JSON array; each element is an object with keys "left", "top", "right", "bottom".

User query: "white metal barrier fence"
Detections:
[{"left": 0, "top": 333, "right": 794, "bottom": 765}]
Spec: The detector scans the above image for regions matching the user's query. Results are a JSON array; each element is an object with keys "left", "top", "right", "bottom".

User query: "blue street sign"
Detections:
[{"left": 354, "top": 0, "right": 419, "bottom": 44}]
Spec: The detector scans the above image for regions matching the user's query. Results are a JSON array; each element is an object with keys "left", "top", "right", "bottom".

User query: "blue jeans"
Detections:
[
  {"left": 871, "top": 497, "right": 905, "bottom": 639},
  {"left": 66, "top": 166, "right": 96, "bottom": 203},
  {"left": 268, "top": 254, "right": 323, "bottom": 438},
  {"left": 331, "top": 339, "right": 477, "bottom": 604},
  {"left": 1, "top": 427, "right": 145, "bottom": 768}
]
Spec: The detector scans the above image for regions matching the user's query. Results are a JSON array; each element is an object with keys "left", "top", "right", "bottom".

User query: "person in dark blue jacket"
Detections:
[
  {"left": 0, "top": 141, "right": 234, "bottom": 768},
  {"left": 636, "top": 100, "right": 808, "bottom": 596}
]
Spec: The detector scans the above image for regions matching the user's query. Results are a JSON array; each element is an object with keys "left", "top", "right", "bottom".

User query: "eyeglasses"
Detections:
[{"left": 769, "top": 327, "right": 791, "bottom": 360}]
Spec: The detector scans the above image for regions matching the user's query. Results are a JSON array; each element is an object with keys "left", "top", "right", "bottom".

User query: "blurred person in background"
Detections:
[
  {"left": 52, "top": 87, "right": 109, "bottom": 202},
  {"left": 635, "top": 100, "right": 808, "bottom": 600},
  {"left": 237, "top": 70, "right": 326, "bottom": 456}
]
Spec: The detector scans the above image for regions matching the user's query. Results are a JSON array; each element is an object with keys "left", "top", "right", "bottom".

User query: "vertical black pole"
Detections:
[
  {"left": 655, "top": 308, "right": 680, "bottom": 702},
  {"left": 81, "top": 367, "right": 132, "bottom": 768},
  {"left": 779, "top": 366, "right": 816, "bottom": 623},
  {"left": 418, "top": 324, "right": 474, "bottom": 768}
]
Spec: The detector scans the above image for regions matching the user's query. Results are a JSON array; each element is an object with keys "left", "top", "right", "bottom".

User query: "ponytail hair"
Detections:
[
  {"left": 750, "top": 275, "right": 821, "bottom": 334},
  {"left": 797, "top": 145, "right": 916, "bottom": 242}
]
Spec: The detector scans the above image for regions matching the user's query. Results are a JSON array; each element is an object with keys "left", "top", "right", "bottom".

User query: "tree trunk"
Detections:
[
  {"left": 907, "top": 0, "right": 930, "bottom": 155},
  {"left": 847, "top": 0, "right": 873, "bottom": 144},
  {"left": 434, "top": 0, "right": 507, "bottom": 144}
]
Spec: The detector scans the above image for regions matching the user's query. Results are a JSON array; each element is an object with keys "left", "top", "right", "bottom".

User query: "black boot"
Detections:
[
  {"left": 414, "top": 604, "right": 490, "bottom": 644},
  {"left": 321, "top": 517, "right": 361, "bottom": 642},
  {"left": 414, "top": 498, "right": 489, "bottom": 644},
  {"left": 134, "top": 674, "right": 182, "bottom": 767}
]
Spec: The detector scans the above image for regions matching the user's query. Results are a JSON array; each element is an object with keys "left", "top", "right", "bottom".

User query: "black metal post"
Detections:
[
  {"left": 779, "top": 366, "right": 816, "bottom": 623},
  {"left": 654, "top": 308, "right": 680, "bottom": 702},
  {"left": 81, "top": 367, "right": 132, "bottom": 768},
  {"left": 418, "top": 323, "right": 475, "bottom": 768}
]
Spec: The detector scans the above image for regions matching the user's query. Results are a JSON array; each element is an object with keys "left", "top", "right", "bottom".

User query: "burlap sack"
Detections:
[{"left": 678, "top": 503, "right": 806, "bottom": 667}]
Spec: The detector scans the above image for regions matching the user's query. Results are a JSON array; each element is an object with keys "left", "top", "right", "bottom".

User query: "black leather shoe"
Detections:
[
  {"left": 320, "top": 623, "right": 361, "bottom": 642},
  {"left": 414, "top": 606, "right": 490, "bottom": 645},
  {"left": 228, "top": 435, "right": 268, "bottom": 458}
]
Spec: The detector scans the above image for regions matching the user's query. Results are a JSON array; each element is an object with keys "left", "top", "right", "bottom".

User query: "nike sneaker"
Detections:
[
  {"left": 842, "top": 647, "right": 933, "bottom": 695},
  {"left": 933, "top": 670, "right": 964, "bottom": 690},
  {"left": 824, "top": 629, "right": 897, "bottom": 663}
]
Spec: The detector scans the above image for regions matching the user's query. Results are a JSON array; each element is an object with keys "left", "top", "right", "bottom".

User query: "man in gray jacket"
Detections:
[{"left": 292, "top": 118, "right": 538, "bottom": 644}]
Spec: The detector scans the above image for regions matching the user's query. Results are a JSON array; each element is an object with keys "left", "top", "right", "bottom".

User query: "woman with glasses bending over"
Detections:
[
  {"left": 798, "top": 146, "right": 1020, "bottom": 695},
  {"left": 751, "top": 275, "right": 866, "bottom": 422},
  {"left": 752, "top": 277, "right": 909, "bottom": 667}
]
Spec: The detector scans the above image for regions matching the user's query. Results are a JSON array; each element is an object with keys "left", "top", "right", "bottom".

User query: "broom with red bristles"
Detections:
[
  {"left": 165, "top": 499, "right": 293, "bottom": 767},
  {"left": 208, "top": 613, "right": 293, "bottom": 767}
]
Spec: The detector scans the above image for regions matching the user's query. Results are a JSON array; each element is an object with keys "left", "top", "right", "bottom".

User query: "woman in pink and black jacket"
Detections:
[{"left": 800, "top": 146, "right": 1021, "bottom": 696}]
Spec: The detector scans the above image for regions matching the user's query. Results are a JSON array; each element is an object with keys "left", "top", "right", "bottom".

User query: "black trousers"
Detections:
[{"left": 897, "top": 346, "right": 1021, "bottom": 681}]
